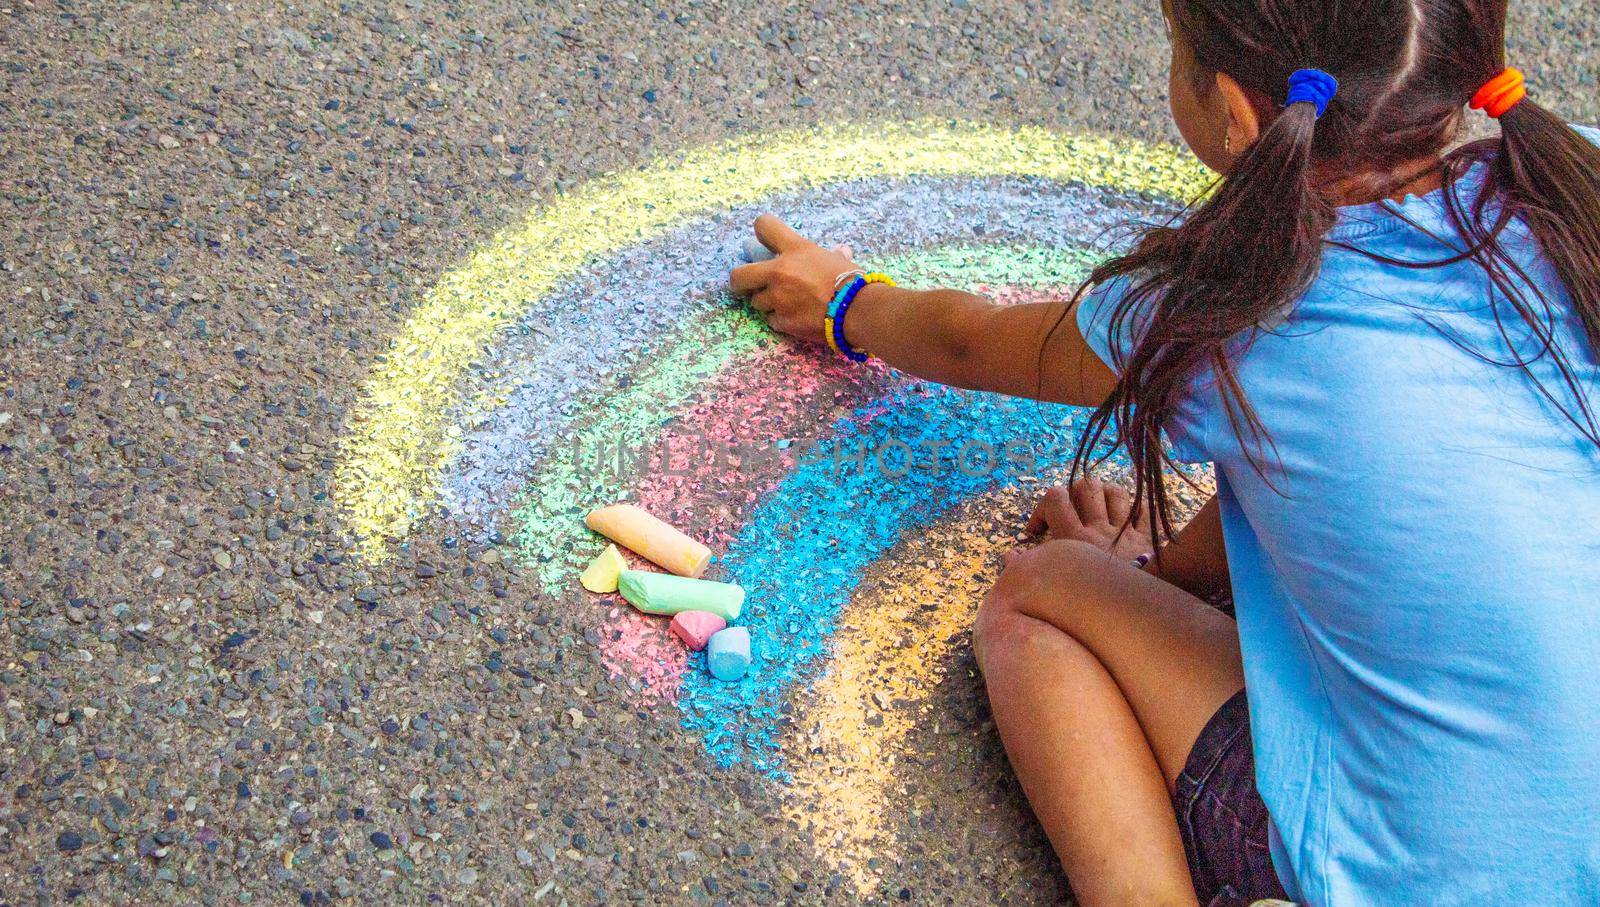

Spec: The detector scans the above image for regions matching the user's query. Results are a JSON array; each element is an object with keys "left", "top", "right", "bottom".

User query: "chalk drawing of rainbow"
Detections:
[{"left": 334, "top": 121, "right": 1208, "bottom": 890}]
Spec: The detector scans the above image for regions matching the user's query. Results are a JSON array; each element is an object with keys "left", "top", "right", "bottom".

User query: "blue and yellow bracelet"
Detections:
[
  {"left": 823, "top": 271, "right": 895, "bottom": 362},
  {"left": 822, "top": 269, "right": 864, "bottom": 358}
]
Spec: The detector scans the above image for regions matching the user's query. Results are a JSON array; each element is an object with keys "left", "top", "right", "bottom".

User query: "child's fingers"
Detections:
[
  {"left": 748, "top": 289, "right": 777, "bottom": 315},
  {"left": 1023, "top": 489, "right": 1055, "bottom": 534},
  {"left": 1070, "top": 478, "right": 1110, "bottom": 526},
  {"left": 1024, "top": 505, "right": 1046, "bottom": 535},
  {"left": 1127, "top": 489, "right": 1153, "bottom": 532},
  {"left": 729, "top": 261, "right": 773, "bottom": 296},
  {"left": 1026, "top": 486, "right": 1082, "bottom": 536},
  {"left": 1104, "top": 482, "right": 1132, "bottom": 526},
  {"left": 753, "top": 214, "right": 812, "bottom": 253}
]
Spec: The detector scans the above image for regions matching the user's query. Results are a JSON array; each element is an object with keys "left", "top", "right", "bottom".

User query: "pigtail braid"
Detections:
[
  {"left": 1072, "top": 94, "right": 1336, "bottom": 550},
  {"left": 1493, "top": 101, "right": 1600, "bottom": 370},
  {"left": 1437, "top": 0, "right": 1600, "bottom": 441}
]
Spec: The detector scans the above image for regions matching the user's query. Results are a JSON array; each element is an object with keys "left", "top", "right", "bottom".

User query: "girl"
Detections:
[{"left": 730, "top": 0, "right": 1600, "bottom": 903}]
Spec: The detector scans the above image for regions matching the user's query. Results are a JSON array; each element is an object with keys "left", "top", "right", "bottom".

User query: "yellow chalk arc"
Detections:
[{"left": 783, "top": 488, "right": 1030, "bottom": 892}]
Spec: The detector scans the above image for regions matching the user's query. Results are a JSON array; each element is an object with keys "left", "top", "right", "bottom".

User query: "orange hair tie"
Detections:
[{"left": 1470, "top": 67, "right": 1526, "bottom": 118}]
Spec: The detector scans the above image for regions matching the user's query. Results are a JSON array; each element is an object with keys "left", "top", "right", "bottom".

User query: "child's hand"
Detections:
[
  {"left": 1025, "top": 478, "right": 1152, "bottom": 559},
  {"left": 729, "top": 214, "right": 857, "bottom": 343}
]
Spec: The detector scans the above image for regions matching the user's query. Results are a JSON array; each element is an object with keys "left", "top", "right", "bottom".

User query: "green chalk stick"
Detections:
[{"left": 617, "top": 570, "right": 744, "bottom": 622}]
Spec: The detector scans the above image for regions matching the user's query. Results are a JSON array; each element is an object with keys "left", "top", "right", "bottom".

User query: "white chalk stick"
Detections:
[
  {"left": 585, "top": 504, "right": 711, "bottom": 579},
  {"left": 741, "top": 237, "right": 776, "bottom": 263},
  {"left": 706, "top": 626, "right": 751, "bottom": 681}
]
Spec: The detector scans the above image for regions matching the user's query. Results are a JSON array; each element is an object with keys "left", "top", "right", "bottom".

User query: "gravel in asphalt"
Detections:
[{"left": 2, "top": 0, "right": 1597, "bottom": 903}]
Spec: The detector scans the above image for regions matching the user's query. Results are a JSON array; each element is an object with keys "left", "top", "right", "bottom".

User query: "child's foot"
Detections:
[{"left": 1025, "top": 477, "right": 1153, "bottom": 560}]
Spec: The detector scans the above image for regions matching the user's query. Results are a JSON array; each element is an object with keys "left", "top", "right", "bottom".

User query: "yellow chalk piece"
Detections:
[
  {"left": 580, "top": 544, "right": 626, "bottom": 594},
  {"left": 585, "top": 504, "right": 711, "bottom": 578}
]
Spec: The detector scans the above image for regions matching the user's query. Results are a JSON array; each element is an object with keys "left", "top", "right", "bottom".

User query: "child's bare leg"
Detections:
[
  {"left": 977, "top": 599, "right": 1200, "bottom": 905},
  {"left": 974, "top": 489, "right": 1244, "bottom": 906}
]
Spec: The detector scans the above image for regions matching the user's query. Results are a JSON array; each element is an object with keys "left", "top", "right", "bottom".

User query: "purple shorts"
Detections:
[{"left": 1173, "top": 689, "right": 1291, "bottom": 907}]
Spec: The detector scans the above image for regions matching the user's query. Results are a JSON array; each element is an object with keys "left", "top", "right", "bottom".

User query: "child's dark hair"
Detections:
[{"left": 1067, "top": 0, "right": 1600, "bottom": 550}]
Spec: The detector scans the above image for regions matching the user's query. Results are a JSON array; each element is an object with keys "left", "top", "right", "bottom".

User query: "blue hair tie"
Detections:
[{"left": 1286, "top": 68, "right": 1338, "bottom": 118}]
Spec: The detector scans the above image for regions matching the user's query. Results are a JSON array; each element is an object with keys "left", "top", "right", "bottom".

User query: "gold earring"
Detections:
[{"left": 1225, "top": 131, "right": 1233, "bottom": 155}]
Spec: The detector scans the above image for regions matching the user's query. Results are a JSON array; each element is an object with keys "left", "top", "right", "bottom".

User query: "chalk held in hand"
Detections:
[
  {"left": 585, "top": 503, "right": 711, "bottom": 578},
  {"left": 742, "top": 237, "right": 850, "bottom": 264},
  {"left": 741, "top": 236, "right": 776, "bottom": 263},
  {"left": 706, "top": 626, "right": 752, "bottom": 681},
  {"left": 618, "top": 570, "right": 744, "bottom": 622},
  {"left": 579, "top": 544, "right": 626, "bottom": 594},
  {"left": 669, "top": 610, "right": 727, "bottom": 651}
]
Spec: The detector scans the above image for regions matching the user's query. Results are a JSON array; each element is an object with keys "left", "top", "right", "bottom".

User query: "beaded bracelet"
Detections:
[
  {"left": 821, "top": 277, "right": 858, "bottom": 358},
  {"left": 824, "top": 271, "right": 895, "bottom": 362},
  {"left": 821, "top": 269, "right": 867, "bottom": 356}
]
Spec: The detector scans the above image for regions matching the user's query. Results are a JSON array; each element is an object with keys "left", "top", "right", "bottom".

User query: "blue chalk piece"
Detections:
[
  {"left": 741, "top": 237, "right": 776, "bottom": 263},
  {"left": 706, "top": 627, "right": 752, "bottom": 682}
]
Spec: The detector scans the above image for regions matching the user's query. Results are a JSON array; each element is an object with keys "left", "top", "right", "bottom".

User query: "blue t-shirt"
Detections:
[{"left": 1077, "top": 146, "right": 1600, "bottom": 905}]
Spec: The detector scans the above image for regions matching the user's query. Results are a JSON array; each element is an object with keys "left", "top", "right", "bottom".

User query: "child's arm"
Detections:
[
  {"left": 1145, "top": 494, "right": 1230, "bottom": 600},
  {"left": 730, "top": 215, "right": 1118, "bottom": 408},
  {"left": 844, "top": 283, "right": 1118, "bottom": 407}
]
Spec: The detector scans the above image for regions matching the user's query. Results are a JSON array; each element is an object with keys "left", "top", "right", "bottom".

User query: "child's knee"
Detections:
[
  {"left": 974, "top": 570, "right": 1083, "bottom": 671},
  {"left": 988, "top": 538, "right": 1107, "bottom": 608},
  {"left": 972, "top": 604, "right": 1044, "bottom": 674},
  {"left": 973, "top": 603, "right": 1110, "bottom": 686},
  {"left": 974, "top": 540, "right": 1116, "bottom": 666}
]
